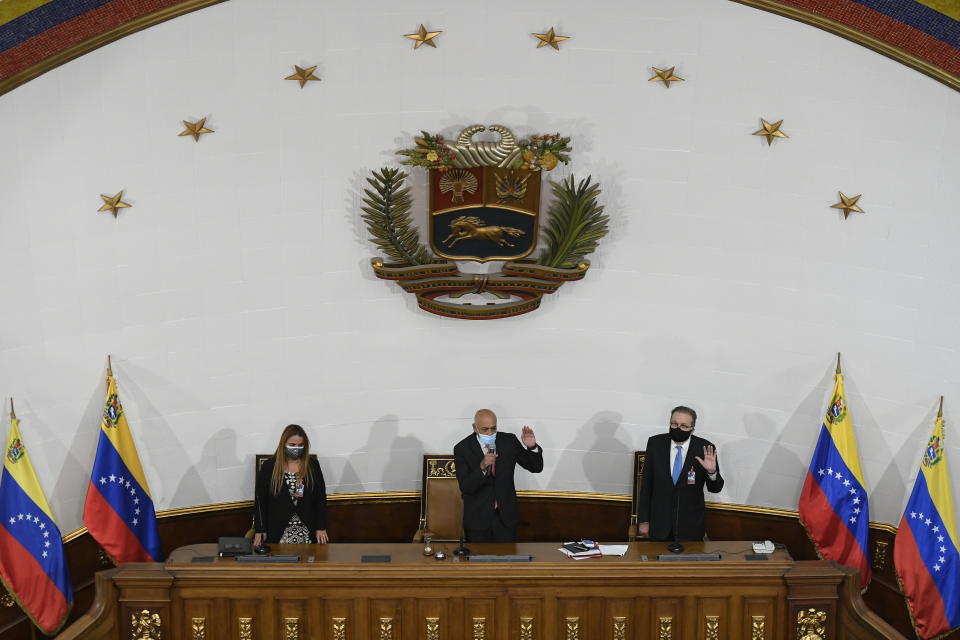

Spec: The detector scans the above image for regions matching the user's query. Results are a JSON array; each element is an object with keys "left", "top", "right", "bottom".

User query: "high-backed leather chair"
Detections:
[
  {"left": 412, "top": 454, "right": 464, "bottom": 542},
  {"left": 628, "top": 450, "right": 646, "bottom": 541}
]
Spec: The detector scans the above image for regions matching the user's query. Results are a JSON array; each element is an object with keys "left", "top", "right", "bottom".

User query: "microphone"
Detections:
[
  {"left": 487, "top": 442, "right": 496, "bottom": 476},
  {"left": 667, "top": 484, "right": 684, "bottom": 553},
  {"left": 453, "top": 535, "right": 470, "bottom": 557},
  {"left": 254, "top": 495, "right": 271, "bottom": 555}
]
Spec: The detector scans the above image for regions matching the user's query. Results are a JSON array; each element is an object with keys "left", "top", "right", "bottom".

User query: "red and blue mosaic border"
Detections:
[
  {"left": 734, "top": 0, "right": 960, "bottom": 90},
  {"left": 0, "top": 0, "right": 224, "bottom": 96}
]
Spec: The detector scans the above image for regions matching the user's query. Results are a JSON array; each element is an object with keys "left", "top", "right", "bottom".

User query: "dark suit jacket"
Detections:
[
  {"left": 254, "top": 457, "right": 327, "bottom": 543},
  {"left": 454, "top": 432, "right": 543, "bottom": 531},
  {"left": 636, "top": 432, "right": 724, "bottom": 541}
]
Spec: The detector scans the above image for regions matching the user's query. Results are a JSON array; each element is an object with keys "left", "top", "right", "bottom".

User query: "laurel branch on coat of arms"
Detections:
[{"left": 361, "top": 124, "right": 609, "bottom": 319}]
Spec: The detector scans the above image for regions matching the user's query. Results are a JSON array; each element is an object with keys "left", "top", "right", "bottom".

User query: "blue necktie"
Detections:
[{"left": 672, "top": 445, "right": 683, "bottom": 485}]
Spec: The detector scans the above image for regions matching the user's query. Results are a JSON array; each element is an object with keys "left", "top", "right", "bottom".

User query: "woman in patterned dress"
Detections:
[{"left": 253, "top": 424, "right": 328, "bottom": 546}]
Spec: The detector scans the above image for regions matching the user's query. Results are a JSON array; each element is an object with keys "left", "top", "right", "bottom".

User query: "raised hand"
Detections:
[
  {"left": 695, "top": 445, "right": 717, "bottom": 475},
  {"left": 521, "top": 425, "right": 537, "bottom": 448}
]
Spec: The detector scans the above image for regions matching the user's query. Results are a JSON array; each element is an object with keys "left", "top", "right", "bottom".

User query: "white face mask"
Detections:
[{"left": 285, "top": 445, "right": 304, "bottom": 459}]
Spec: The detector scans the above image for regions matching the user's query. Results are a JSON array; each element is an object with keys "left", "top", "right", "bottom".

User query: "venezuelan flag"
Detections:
[
  {"left": 82, "top": 373, "right": 162, "bottom": 563},
  {"left": 894, "top": 401, "right": 959, "bottom": 640},
  {"left": 798, "top": 362, "right": 871, "bottom": 588},
  {"left": 0, "top": 406, "right": 72, "bottom": 635}
]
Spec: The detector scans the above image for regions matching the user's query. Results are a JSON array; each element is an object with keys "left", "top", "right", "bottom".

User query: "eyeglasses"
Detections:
[{"left": 669, "top": 422, "right": 694, "bottom": 431}]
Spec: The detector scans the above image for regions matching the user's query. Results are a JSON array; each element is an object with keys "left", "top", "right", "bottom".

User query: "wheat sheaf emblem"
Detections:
[{"left": 438, "top": 169, "right": 478, "bottom": 203}]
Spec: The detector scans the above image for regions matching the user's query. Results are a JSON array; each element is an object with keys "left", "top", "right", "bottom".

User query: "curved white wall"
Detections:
[{"left": 1, "top": 0, "right": 959, "bottom": 534}]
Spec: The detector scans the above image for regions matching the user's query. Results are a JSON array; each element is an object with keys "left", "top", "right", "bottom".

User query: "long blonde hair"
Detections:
[{"left": 270, "top": 424, "right": 312, "bottom": 495}]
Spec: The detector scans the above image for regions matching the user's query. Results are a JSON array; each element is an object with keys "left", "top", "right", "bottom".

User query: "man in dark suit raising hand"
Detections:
[
  {"left": 637, "top": 406, "right": 724, "bottom": 541},
  {"left": 454, "top": 409, "right": 543, "bottom": 542}
]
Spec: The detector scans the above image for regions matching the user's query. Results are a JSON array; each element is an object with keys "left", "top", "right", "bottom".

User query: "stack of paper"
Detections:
[{"left": 558, "top": 541, "right": 602, "bottom": 560}]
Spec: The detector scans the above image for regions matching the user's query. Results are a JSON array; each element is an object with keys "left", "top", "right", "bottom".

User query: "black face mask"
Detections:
[
  {"left": 669, "top": 428, "right": 692, "bottom": 443},
  {"left": 285, "top": 445, "right": 304, "bottom": 459}
]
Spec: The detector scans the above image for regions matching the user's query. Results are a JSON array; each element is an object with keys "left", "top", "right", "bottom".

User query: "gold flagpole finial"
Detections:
[
  {"left": 938, "top": 395, "right": 944, "bottom": 419},
  {"left": 836, "top": 352, "right": 842, "bottom": 375},
  {"left": 9, "top": 398, "right": 15, "bottom": 420},
  {"left": 107, "top": 355, "right": 113, "bottom": 378}
]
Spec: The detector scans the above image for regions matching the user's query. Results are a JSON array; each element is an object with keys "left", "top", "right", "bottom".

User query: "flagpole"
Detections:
[
  {"left": 9, "top": 397, "right": 14, "bottom": 420},
  {"left": 938, "top": 395, "right": 944, "bottom": 418},
  {"left": 836, "top": 352, "right": 842, "bottom": 375},
  {"left": 106, "top": 355, "right": 113, "bottom": 380}
]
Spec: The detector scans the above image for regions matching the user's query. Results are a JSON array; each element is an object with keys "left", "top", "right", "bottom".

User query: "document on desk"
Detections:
[{"left": 598, "top": 545, "right": 628, "bottom": 556}]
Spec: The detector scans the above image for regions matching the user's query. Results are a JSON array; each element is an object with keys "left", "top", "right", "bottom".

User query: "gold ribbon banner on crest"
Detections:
[{"left": 370, "top": 259, "right": 589, "bottom": 319}]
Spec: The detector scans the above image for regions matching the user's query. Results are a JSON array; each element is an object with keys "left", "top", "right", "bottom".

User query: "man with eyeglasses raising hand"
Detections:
[{"left": 637, "top": 406, "right": 723, "bottom": 542}]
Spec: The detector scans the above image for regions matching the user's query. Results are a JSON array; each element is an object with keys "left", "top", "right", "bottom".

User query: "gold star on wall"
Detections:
[
  {"left": 404, "top": 24, "right": 442, "bottom": 49},
  {"left": 648, "top": 66, "right": 684, "bottom": 88},
  {"left": 831, "top": 192, "right": 865, "bottom": 219},
  {"left": 532, "top": 27, "right": 569, "bottom": 50},
  {"left": 752, "top": 118, "right": 789, "bottom": 145},
  {"left": 178, "top": 118, "right": 214, "bottom": 142},
  {"left": 285, "top": 65, "right": 321, "bottom": 88},
  {"left": 98, "top": 191, "right": 131, "bottom": 218}
]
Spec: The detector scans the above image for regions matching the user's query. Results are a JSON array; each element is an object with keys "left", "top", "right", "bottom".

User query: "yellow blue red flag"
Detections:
[
  {"left": 0, "top": 407, "right": 72, "bottom": 634},
  {"left": 894, "top": 402, "right": 959, "bottom": 639},
  {"left": 798, "top": 366, "right": 872, "bottom": 588},
  {"left": 82, "top": 373, "right": 162, "bottom": 563}
]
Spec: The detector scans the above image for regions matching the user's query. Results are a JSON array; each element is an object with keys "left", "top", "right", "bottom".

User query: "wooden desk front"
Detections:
[{"left": 60, "top": 542, "right": 902, "bottom": 640}]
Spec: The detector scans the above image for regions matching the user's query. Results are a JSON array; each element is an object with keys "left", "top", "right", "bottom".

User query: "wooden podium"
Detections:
[{"left": 58, "top": 541, "right": 903, "bottom": 640}]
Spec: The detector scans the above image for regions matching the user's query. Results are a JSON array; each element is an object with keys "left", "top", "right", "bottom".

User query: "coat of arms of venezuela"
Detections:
[{"left": 361, "top": 124, "right": 609, "bottom": 319}]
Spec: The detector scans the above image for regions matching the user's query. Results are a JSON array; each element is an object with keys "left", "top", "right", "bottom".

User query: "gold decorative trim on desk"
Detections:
[
  {"left": 520, "top": 616, "right": 534, "bottom": 640},
  {"left": 284, "top": 617, "right": 299, "bottom": 640},
  {"left": 239, "top": 617, "right": 253, "bottom": 640},
  {"left": 472, "top": 617, "right": 486, "bottom": 639},
  {"left": 706, "top": 615, "right": 719, "bottom": 640},
  {"left": 874, "top": 539, "right": 890, "bottom": 570},
  {"left": 191, "top": 617, "right": 205, "bottom": 640},
  {"left": 425, "top": 617, "right": 440, "bottom": 640},
  {"left": 659, "top": 616, "right": 673, "bottom": 640},
  {"left": 131, "top": 609, "right": 162, "bottom": 640},
  {"left": 796, "top": 608, "right": 826, "bottom": 640},
  {"left": 565, "top": 616, "right": 580, "bottom": 640},
  {"left": 728, "top": 0, "right": 960, "bottom": 92},
  {"left": 612, "top": 616, "right": 627, "bottom": 640},
  {"left": 332, "top": 617, "right": 346, "bottom": 640},
  {"left": 752, "top": 615, "right": 766, "bottom": 640},
  {"left": 379, "top": 617, "right": 393, "bottom": 640}
]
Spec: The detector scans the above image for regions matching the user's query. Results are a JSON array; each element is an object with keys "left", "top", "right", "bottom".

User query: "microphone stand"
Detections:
[
  {"left": 453, "top": 534, "right": 470, "bottom": 557},
  {"left": 667, "top": 485, "right": 684, "bottom": 553},
  {"left": 254, "top": 494, "right": 271, "bottom": 554}
]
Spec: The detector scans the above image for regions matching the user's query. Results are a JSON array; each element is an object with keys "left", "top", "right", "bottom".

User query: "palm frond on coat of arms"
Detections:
[
  {"left": 538, "top": 175, "right": 609, "bottom": 269},
  {"left": 361, "top": 168, "right": 432, "bottom": 266}
]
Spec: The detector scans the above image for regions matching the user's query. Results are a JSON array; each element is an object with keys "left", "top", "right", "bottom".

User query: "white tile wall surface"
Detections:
[{"left": 1, "top": 0, "right": 959, "bottom": 534}]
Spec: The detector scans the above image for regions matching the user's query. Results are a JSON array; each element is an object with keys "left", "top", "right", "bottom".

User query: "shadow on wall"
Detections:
[
  {"left": 196, "top": 428, "right": 242, "bottom": 501},
  {"left": 38, "top": 374, "right": 105, "bottom": 530},
  {"left": 335, "top": 415, "right": 424, "bottom": 494},
  {"left": 115, "top": 362, "right": 212, "bottom": 509},
  {"left": 549, "top": 411, "right": 633, "bottom": 493},
  {"left": 730, "top": 363, "right": 835, "bottom": 509}
]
